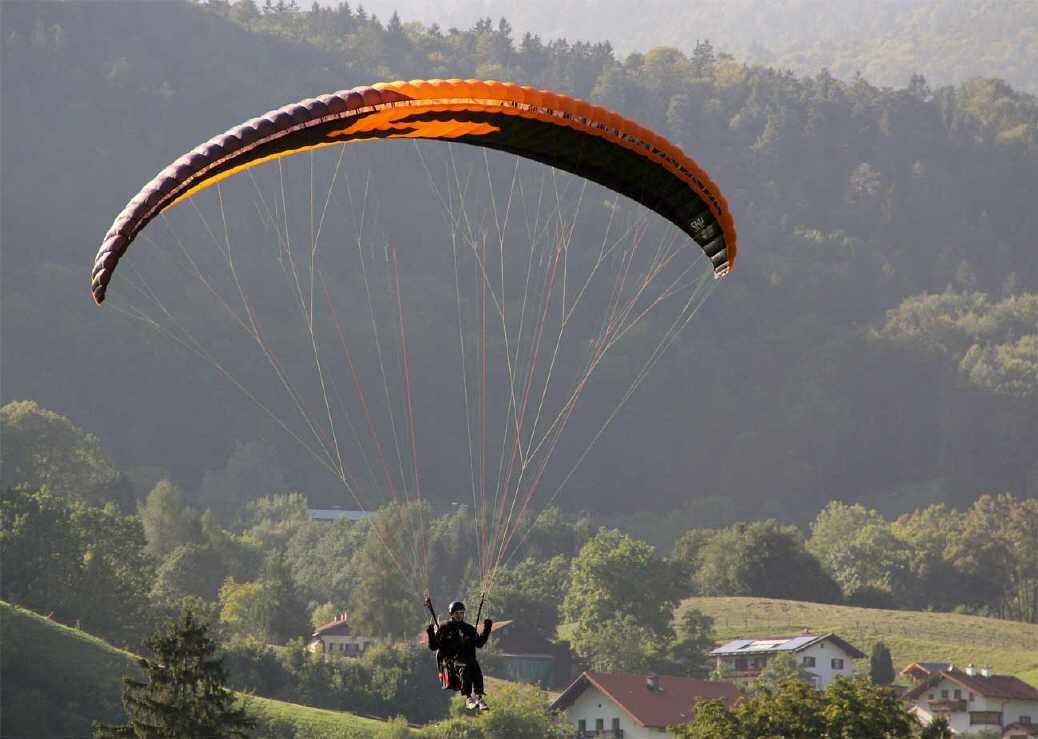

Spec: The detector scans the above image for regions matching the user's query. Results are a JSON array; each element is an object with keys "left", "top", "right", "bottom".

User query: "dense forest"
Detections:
[
  {"left": 350, "top": 0, "right": 1038, "bottom": 94},
  {"left": 2, "top": 1, "right": 1036, "bottom": 528}
]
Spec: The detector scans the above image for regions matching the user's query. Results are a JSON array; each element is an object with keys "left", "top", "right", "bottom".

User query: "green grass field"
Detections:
[
  {"left": 683, "top": 596, "right": 1038, "bottom": 685},
  {"left": 0, "top": 601, "right": 386, "bottom": 738}
]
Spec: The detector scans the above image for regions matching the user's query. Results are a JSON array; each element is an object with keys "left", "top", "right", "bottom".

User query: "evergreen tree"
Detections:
[
  {"left": 93, "top": 610, "right": 253, "bottom": 738},
  {"left": 869, "top": 641, "right": 896, "bottom": 685}
]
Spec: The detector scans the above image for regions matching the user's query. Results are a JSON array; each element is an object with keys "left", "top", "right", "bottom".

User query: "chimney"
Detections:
[
  {"left": 980, "top": 665, "right": 992, "bottom": 678},
  {"left": 964, "top": 664, "right": 976, "bottom": 676},
  {"left": 646, "top": 673, "right": 661, "bottom": 692}
]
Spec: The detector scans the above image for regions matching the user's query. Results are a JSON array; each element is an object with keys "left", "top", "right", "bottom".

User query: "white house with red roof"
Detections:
[
  {"left": 306, "top": 611, "right": 378, "bottom": 657},
  {"left": 550, "top": 671, "right": 741, "bottom": 738},
  {"left": 709, "top": 632, "right": 864, "bottom": 689},
  {"left": 903, "top": 664, "right": 1038, "bottom": 736}
]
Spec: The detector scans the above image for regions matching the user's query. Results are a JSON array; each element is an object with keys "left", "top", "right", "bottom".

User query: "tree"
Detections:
[
  {"left": 139, "top": 480, "right": 202, "bottom": 561},
  {"left": 919, "top": 716, "right": 953, "bottom": 739},
  {"left": 0, "top": 401, "right": 125, "bottom": 507},
  {"left": 310, "top": 601, "right": 338, "bottom": 629},
  {"left": 689, "top": 39, "right": 715, "bottom": 78},
  {"left": 870, "top": 642, "right": 896, "bottom": 685},
  {"left": 261, "top": 551, "right": 308, "bottom": 643},
  {"left": 670, "top": 698, "right": 740, "bottom": 739},
  {"left": 349, "top": 503, "right": 426, "bottom": 639},
  {"left": 198, "top": 440, "right": 287, "bottom": 525},
  {"left": 892, "top": 504, "right": 966, "bottom": 611},
  {"left": 1, "top": 485, "right": 154, "bottom": 645},
  {"left": 284, "top": 515, "right": 365, "bottom": 606},
  {"left": 823, "top": 677, "right": 915, "bottom": 738},
  {"left": 753, "top": 652, "right": 812, "bottom": 694},
  {"left": 219, "top": 578, "right": 278, "bottom": 643},
  {"left": 693, "top": 521, "right": 842, "bottom": 603},
  {"left": 575, "top": 614, "right": 656, "bottom": 672},
  {"left": 471, "top": 681, "right": 569, "bottom": 738},
  {"left": 239, "top": 492, "right": 309, "bottom": 550},
  {"left": 808, "top": 502, "right": 911, "bottom": 602},
  {"left": 93, "top": 610, "right": 253, "bottom": 738},
  {"left": 562, "top": 529, "right": 684, "bottom": 664},
  {"left": 672, "top": 676, "right": 916, "bottom": 739},
  {"left": 948, "top": 494, "right": 1038, "bottom": 623},
  {"left": 666, "top": 604, "right": 715, "bottom": 677},
  {"left": 477, "top": 555, "right": 569, "bottom": 638},
  {"left": 72, "top": 501, "right": 155, "bottom": 644},
  {"left": 150, "top": 542, "right": 234, "bottom": 606},
  {"left": 360, "top": 641, "right": 451, "bottom": 723},
  {"left": 0, "top": 485, "right": 82, "bottom": 618}
]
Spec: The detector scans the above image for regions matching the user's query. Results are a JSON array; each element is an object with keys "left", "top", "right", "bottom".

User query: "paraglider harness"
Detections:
[{"left": 424, "top": 593, "right": 484, "bottom": 691}]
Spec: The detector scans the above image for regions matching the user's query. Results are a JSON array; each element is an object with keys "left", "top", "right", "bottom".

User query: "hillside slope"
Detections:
[
  {"left": 0, "top": 601, "right": 385, "bottom": 738},
  {"left": 686, "top": 596, "right": 1038, "bottom": 683}
]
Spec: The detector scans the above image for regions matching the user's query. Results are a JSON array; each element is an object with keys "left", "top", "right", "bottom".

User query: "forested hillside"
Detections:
[
  {"left": 354, "top": 0, "right": 1038, "bottom": 93},
  {"left": 2, "top": 0, "right": 1035, "bottom": 525}
]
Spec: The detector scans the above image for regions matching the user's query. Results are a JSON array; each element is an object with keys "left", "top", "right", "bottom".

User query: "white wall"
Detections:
[
  {"left": 564, "top": 684, "right": 658, "bottom": 739},
  {"left": 1002, "top": 699, "right": 1038, "bottom": 727},
  {"left": 793, "top": 640, "right": 856, "bottom": 688}
]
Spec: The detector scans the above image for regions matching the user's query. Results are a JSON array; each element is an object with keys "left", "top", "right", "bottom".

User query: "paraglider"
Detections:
[{"left": 89, "top": 81, "right": 738, "bottom": 686}]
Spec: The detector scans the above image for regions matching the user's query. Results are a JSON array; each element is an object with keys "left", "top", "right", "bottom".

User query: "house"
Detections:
[
  {"left": 904, "top": 664, "right": 1038, "bottom": 736},
  {"left": 1003, "top": 724, "right": 1038, "bottom": 739},
  {"left": 306, "top": 611, "right": 378, "bottom": 657},
  {"left": 902, "top": 661, "right": 956, "bottom": 682},
  {"left": 709, "top": 632, "right": 864, "bottom": 689},
  {"left": 550, "top": 671, "right": 741, "bottom": 738},
  {"left": 417, "top": 619, "right": 573, "bottom": 688},
  {"left": 308, "top": 508, "right": 376, "bottom": 522}
]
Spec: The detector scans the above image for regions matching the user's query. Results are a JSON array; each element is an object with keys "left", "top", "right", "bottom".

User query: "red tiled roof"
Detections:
[
  {"left": 904, "top": 669, "right": 1038, "bottom": 702},
  {"left": 551, "top": 671, "right": 741, "bottom": 728},
  {"left": 901, "top": 661, "right": 954, "bottom": 677}
]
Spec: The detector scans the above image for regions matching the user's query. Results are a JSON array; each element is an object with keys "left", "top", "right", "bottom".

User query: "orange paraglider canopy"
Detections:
[{"left": 91, "top": 79, "right": 736, "bottom": 304}]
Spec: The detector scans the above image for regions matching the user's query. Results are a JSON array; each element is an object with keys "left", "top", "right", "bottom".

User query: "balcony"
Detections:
[
  {"left": 928, "top": 699, "right": 968, "bottom": 713},
  {"left": 572, "top": 731, "right": 624, "bottom": 738}
]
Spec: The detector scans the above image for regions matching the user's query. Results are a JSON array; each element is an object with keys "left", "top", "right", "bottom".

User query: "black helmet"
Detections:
[{"left": 448, "top": 601, "right": 466, "bottom": 614}]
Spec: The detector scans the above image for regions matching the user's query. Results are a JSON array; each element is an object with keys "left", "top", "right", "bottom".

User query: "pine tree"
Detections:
[
  {"left": 869, "top": 641, "right": 896, "bottom": 685},
  {"left": 93, "top": 610, "right": 253, "bottom": 738}
]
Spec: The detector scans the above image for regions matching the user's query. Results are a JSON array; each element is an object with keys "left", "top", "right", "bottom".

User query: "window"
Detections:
[
  {"left": 1020, "top": 715, "right": 1032, "bottom": 724},
  {"left": 969, "top": 692, "right": 974, "bottom": 701},
  {"left": 802, "top": 656, "right": 816, "bottom": 667},
  {"left": 577, "top": 719, "right": 586, "bottom": 734},
  {"left": 612, "top": 718, "right": 621, "bottom": 732},
  {"left": 969, "top": 711, "right": 1002, "bottom": 725},
  {"left": 831, "top": 658, "right": 844, "bottom": 670},
  {"left": 953, "top": 689, "right": 962, "bottom": 700},
  {"left": 928, "top": 693, "right": 935, "bottom": 700},
  {"left": 941, "top": 689, "right": 949, "bottom": 699},
  {"left": 595, "top": 718, "right": 604, "bottom": 731},
  {"left": 735, "top": 658, "right": 748, "bottom": 670}
]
